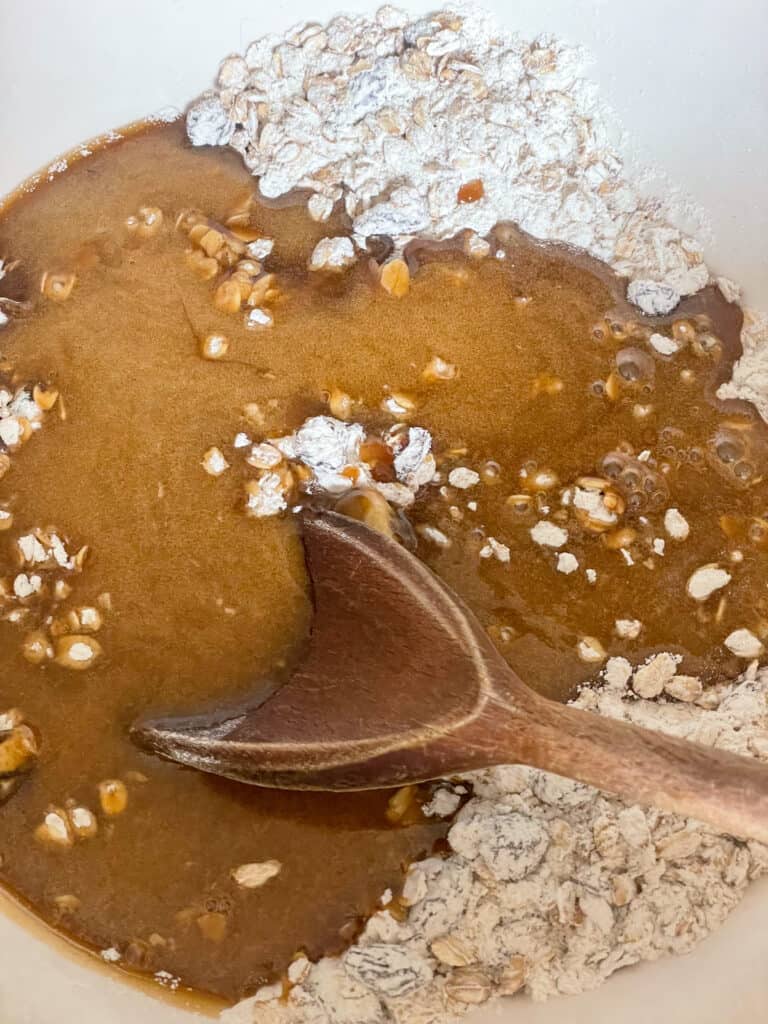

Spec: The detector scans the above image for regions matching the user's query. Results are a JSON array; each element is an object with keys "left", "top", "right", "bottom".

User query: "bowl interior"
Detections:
[{"left": 1, "top": 1, "right": 767, "bottom": 1022}]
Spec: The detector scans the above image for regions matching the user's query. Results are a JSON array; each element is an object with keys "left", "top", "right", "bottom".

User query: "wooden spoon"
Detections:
[{"left": 132, "top": 509, "right": 768, "bottom": 844}]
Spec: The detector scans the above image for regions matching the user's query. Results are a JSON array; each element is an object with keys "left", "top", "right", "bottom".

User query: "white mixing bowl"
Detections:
[{"left": 1, "top": 2, "right": 767, "bottom": 1022}]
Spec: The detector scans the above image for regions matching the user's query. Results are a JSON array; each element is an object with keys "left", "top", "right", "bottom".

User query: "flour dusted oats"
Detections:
[
  {"left": 718, "top": 309, "right": 768, "bottom": 423},
  {"left": 188, "top": 4, "right": 712, "bottom": 314}
]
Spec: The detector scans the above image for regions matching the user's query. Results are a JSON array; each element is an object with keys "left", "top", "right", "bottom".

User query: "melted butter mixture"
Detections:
[{"left": 0, "top": 121, "right": 766, "bottom": 1000}]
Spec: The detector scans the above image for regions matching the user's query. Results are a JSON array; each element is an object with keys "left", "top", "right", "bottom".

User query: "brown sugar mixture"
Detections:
[{"left": 0, "top": 120, "right": 766, "bottom": 1001}]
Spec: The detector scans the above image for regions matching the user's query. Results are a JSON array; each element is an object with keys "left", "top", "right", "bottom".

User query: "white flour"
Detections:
[
  {"left": 181, "top": 5, "right": 768, "bottom": 1020},
  {"left": 718, "top": 308, "right": 768, "bottom": 423},
  {"left": 187, "top": 3, "right": 711, "bottom": 313}
]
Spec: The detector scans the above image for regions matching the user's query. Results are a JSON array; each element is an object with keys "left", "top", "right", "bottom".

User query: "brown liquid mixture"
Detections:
[{"left": 0, "top": 121, "right": 766, "bottom": 1000}]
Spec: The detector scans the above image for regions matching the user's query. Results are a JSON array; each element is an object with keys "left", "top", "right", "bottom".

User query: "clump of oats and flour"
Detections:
[
  {"left": 224, "top": 666, "right": 768, "bottom": 1024},
  {"left": 187, "top": 4, "right": 710, "bottom": 315}
]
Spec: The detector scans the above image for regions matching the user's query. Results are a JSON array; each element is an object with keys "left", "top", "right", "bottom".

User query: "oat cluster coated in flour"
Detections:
[{"left": 187, "top": 4, "right": 710, "bottom": 315}]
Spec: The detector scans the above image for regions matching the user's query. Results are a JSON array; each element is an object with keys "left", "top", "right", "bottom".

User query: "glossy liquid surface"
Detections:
[{"left": 0, "top": 121, "right": 765, "bottom": 999}]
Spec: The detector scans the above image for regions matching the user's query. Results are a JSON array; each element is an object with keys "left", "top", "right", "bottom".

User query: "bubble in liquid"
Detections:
[
  {"left": 749, "top": 521, "right": 767, "bottom": 544},
  {"left": 204, "top": 896, "right": 233, "bottom": 915},
  {"left": 507, "top": 494, "right": 532, "bottom": 515},
  {"left": 734, "top": 461, "right": 754, "bottom": 481},
  {"left": 616, "top": 346, "right": 654, "bottom": 382},
  {"left": 697, "top": 333, "right": 721, "bottom": 354},
  {"left": 716, "top": 438, "right": 743, "bottom": 464},
  {"left": 481, "top": 460, "right": 502, "bottom": 484}
]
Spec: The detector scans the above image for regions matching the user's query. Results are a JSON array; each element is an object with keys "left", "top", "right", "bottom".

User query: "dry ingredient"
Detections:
[
  {"left": 232, "top": 861, "right": 283, "bottom": 890},
  {"left": 718, "top": 309, "right": 768, "bottom": 424},
  {"left": 226, "top": 667, "right": 768, "bottom": 1024},
  {"left": 188, "top": 5, "right": 713, "bottom": 313},
  {"left": 233, "top": 415, "right": 437, "bottom": 516},
  {"left": 0, "top": 520, "right": 105, "bottom": 669}
]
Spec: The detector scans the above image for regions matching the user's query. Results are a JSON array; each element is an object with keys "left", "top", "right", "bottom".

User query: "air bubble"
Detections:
[
  {"left": 734, "top": 461, "right": 754, "bottom": 481},
  {"left": 616, "top": 346, "right": 654, "bottom": 382},
  {"left": 749, "top": 521, "right": 767, "bottom": 544},
  {"left": 506, "top": 494, "right": 532, "bottom": 515},
  {"left": 697, "top": 333, "right": 721, "bottom": 353},
  {"left": 716, "top": 439, "right": 743, "bottom": 464},
  {"left": 481, "top": 460, "right": 502, "bottom": 484},
  {"left": 204, "top": 896, "right": 233, "bottom": 915}
]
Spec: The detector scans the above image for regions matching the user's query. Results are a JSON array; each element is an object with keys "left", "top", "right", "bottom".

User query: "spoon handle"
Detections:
[{"left": 507, "top": 691, "right": 768, "bottom": 844}]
